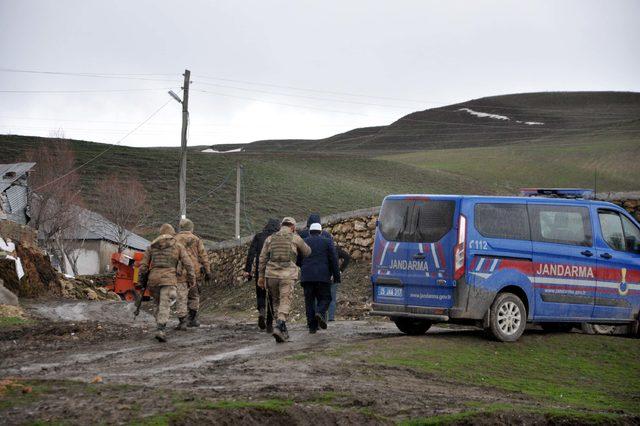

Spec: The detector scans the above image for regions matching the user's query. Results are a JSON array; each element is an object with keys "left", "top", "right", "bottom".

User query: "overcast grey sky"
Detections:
[{"left": 1, "top": 0, "right": 639, "bottom": 147}]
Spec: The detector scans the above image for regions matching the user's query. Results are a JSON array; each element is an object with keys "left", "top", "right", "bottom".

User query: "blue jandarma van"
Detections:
[{"left": 370, "top": 189, "right": 640, "bottom": 341}]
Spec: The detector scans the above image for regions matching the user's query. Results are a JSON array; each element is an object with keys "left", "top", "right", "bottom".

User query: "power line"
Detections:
[
  {"left": 194, "top": 74, "right": 640, "bottom": 117},
  {"left": 0, "top": 68, "right": 179, "bottom": 82},
  {"left": 33, "top": 99, "right": 172, "bottom": 191},
  {"left": 194, "top": 89, "right": 368, "bottom": 116},
  {"left": 193, "top": 80, "right": 411, "bottom": 110},
  {"left": 196, "top": 73, "right": 429, "bottom": 105},
  {"left": 0, "top": 87, "right": 174, "bottom": 94}
]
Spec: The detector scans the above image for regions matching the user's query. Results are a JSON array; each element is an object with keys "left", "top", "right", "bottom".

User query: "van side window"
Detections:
[
  {"left": 599, "top": 210, "right": 640, "bottom": 253},
  {"left": 621, "top": 215, "right": 640, "bottom": 253},
  {"left": 528, "top": 205, "right": 592, "bottom": 246},
  {"left": 474, "top": 203, "right": 530, "bottom": 240}
]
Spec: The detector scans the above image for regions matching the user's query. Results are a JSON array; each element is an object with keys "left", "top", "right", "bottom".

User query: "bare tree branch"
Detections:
[{"left": 96, "top": 173, "right": 151, "bottom": 253}]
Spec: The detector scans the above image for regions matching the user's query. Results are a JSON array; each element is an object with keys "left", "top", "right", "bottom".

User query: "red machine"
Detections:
[{"left": 106, "top": 252, "right": 150, "bottom": 302}]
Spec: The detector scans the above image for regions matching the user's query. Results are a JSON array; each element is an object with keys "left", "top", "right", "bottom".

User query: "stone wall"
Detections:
[
  {"left": 206, "top": 197, "right": 640, "bottom": 287},
  {"left": 205, "top": 207, "right": 379, "bottom": 287}
]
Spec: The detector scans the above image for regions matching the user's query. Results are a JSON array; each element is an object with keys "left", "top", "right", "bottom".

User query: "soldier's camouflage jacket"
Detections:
[
  {"left": 175, "top": 230, "right": 211, "bottom": 283},
  {"left": 139, "top": 233, "right": 195, "bottom": 287},
  {"left": 258, "top": 227, "right": 311, "bottom": 281}
]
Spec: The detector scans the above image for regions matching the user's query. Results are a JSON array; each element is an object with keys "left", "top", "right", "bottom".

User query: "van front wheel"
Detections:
[
  {"left": 489, "top": 293, "right": 526, "bottom": 342},
  {"left": 393, "top": 317, "right": 432, "bottom": 336}
]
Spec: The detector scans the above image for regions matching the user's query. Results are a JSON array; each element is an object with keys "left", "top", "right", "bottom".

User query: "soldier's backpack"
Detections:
[{"left": 269, "top": 230, "right": 295, "bottom": 263}]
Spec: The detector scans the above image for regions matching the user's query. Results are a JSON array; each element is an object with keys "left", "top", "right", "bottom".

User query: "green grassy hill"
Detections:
[
  {"left": 2, "top": 91, "right": 639, "bottom": 241},
  {"left": 0, "top": 135, "right": 482, "bottom": 241}
]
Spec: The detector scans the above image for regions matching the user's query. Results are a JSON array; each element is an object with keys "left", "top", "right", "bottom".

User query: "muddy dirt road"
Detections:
[{"left": 1, "top": 300, "right": 637, "bottom": 425}]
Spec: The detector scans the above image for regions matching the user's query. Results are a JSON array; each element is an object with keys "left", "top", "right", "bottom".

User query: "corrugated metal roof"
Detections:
[
  {"left": 60, "top": 207, "right": 150, "bottom": 251},
  {"left": 0, "top": 163, "right": 36, "bottom": 192}
]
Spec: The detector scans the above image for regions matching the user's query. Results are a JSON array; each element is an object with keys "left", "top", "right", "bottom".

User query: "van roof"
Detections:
[{"left": 383, "top": 194, "right": 621, "bottom": 209}]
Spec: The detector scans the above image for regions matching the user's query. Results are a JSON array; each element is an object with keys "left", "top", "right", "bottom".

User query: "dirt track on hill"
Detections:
[{"left": 0, "top": 300, "right": 541, "bottom": 424}]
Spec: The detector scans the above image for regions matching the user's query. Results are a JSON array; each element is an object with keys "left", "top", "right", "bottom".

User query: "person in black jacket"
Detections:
[
  {"left": 329, "top": 245, "right": 351, "bottom": 321},
  {"left": 243, "top": 218, "right": 280, "bottom": 332},
  {"left": 301, "top": 222, "right": 341, "bottom": 333},
  {"left": 299, "top": 213, "right": 351, "bottom": 321}
]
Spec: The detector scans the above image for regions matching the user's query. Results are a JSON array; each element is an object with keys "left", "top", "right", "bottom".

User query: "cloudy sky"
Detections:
[{"left": 1, "top": 0, "right": 639, "bottom": 147}]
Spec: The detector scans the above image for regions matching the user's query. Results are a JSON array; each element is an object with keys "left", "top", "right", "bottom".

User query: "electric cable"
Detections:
[{"left": 32, "top": 99, "right": 172, "bottom": 191}]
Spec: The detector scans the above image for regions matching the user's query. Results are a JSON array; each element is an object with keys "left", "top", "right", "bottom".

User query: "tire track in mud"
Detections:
[{"left": 1, "top": 301, "right": 536, "bottom": 421}]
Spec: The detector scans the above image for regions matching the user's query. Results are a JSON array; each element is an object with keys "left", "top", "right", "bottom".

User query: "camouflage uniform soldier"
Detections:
[
  {"left": 258, "top": 217, "right": 311, "bottom": 343},
  {"left": 174, "top": 218, "right": 212, "bottom": 329},
  {"left": 139, "top": 223, "right": 195, "bottom": 342}
]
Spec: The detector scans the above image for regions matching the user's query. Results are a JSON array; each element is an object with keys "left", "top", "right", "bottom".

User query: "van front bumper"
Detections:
[{"left": 370, "top": 303, "right": 450, "bottom": 322}]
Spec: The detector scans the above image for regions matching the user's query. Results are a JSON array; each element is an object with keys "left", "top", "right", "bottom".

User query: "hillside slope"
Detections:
[
  {"left": 2, "top": 92, "right": 638, "bottom": 241},
  {"left": 0, "top": 135, "right": 482, "bottom": 241},
  {"left": 244, "top": 92, "right": 640, "bottom": 152}
]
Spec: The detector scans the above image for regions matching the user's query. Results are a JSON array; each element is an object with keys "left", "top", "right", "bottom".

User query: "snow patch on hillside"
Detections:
[
  {"left": 458, "top": 108, "right": 544, "bottom": 125},
  {"left": 516, "top": 120, "right": 544, "bottom": 126},
  {"left": 458, "top": 108, "right": 509, "bottom": 121},
  {"left": 202, "top": 148, "right": 243, "bottom": 153}
]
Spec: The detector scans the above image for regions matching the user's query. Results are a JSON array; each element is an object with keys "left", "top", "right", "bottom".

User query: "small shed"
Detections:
[
  {"left": 0, "top": 162, "right": 36, "bottom": 225},
  {"left": 58, "top": 207, "right": 150, "bottom": 275}
]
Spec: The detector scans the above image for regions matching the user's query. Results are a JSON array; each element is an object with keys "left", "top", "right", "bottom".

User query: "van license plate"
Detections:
[{"left": 377, "top": 286, "right": 403, "bottom": 298}]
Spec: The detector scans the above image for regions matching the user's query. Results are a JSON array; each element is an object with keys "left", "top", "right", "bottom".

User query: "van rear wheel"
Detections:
[
  {"left": 393, "top": 317, "right": 432, "bottom": 336},
  {"left": 489, "top": 293, "right": 526, "bottom": 342}
]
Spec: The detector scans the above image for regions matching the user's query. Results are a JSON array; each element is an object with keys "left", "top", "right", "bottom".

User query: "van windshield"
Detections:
[{"left": 379, "top": 199, "right": 455, "bottom": 242}]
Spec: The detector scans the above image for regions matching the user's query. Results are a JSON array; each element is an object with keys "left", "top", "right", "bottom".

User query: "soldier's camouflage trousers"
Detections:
[
  {"left": 151, "top": 285, "right": 177, "bottom": 325},
  {"left": 266, "top": 278, "right": 295, "bottom": 322},
  {"left": 176, "top": 281, "right": 200, "bottom": 317}
]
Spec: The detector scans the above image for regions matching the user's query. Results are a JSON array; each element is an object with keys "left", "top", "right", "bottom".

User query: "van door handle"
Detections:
[
  {"left": 580, "top": 250, "right": 593, "bottom": 257},
  {"left": 413, "top": 253, "right": 425, "bottom": 260},
  {"left": 600, "top": 253, "right": 612, "bottom": 259}
]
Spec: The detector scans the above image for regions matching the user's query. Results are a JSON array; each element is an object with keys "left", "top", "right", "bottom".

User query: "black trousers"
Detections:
[
  {"left": 302, "top": 281, "right": 332, "bottom": 330},
  {"left": 255, "top": 282, "right": 274, "bottom": 324}
]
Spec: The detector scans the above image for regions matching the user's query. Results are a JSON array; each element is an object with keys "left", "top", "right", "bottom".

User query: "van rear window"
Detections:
[
  {"left": 379, "top": 199, "right": 455, "bottom": 242},
  {"left": 413, "top": 200, "right": 455, "bottom": 242},
  {"left": 475, "top": 203, "right": 530, "bottom": 240},
  {"left": 379, "top": 199, "right": 411, "bottom": 241}
]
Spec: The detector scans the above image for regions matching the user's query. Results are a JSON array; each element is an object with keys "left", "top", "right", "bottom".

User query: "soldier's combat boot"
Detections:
[
  {"left": 175, "top": 317, "right": 187, "bottom": 331},
  {"left": 187, "top": 309, "right": 200, "bottom": 327},
  {"left": 155, "top": 324, "right": 167, "bottom": 342},
  {"left": 258, "top": 307, "right": 266, "bottom": 330},
  {"left": 282, "top": 321, "right": 290, "bottom": 340},
  {"left": 315, "top": 312, "right": 328, "bottom": 330},
  {"left": 272, "top": 320, "right": 286, "bottom": 343}
]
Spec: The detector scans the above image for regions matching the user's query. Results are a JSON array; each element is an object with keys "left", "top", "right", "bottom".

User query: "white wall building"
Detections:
[{"left": 58, "top": 208, "right": 150, "bottom": 276}]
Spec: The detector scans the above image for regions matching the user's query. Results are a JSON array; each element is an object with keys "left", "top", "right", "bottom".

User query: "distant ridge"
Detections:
[{"left": 241, "top": 91, "right": 640, "bottom": 152}]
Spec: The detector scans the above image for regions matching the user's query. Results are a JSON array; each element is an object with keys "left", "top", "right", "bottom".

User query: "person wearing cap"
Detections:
[
  {"left": 299, "top": 213, "right": 351, "bottom": 321},
  {"left": 301, "top": 222, "right": 341, "bottom": 333},
  {"left": 258, "top": 217, "right": 311, "bottom": 343},
  {"left": 138, "top": 223, "right": 195, "bottom": 342},
  {"left": 174, "top": 218, "right": 212, "bottom": 329}
]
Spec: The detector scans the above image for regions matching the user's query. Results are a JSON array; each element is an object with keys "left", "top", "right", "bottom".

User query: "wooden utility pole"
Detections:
[
  {"left": 235, "top": 161, "right": 242, "bottom": 239},
  {"left": 179, "top": 69, "right": 191, "bottom": 219}
]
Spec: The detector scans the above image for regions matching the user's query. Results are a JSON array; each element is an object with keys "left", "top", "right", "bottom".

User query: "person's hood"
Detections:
[
  {"left": 263, "top": 218, "right": 280, "bottom": 234},
  {"left": 306, "top": 213, "right": 321, "bottom": 228},
  {"left": 150, "top": 234, "right": 175, "bottom": 249}
]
